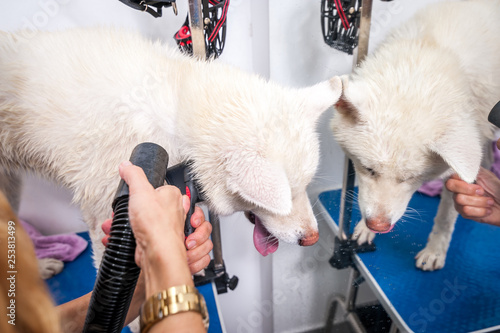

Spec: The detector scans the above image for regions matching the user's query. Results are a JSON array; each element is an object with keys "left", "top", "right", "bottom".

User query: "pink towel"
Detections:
[
  {"left": 418, "top": 141, "right": 500, "bottom": 196},
  {"left": 20, "top": 220, "right": 88, "bottom": 262}
]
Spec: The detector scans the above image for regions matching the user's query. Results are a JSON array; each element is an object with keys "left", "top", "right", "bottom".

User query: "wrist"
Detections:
[
  {"left": 142, "top": 239, "right": 193, "bottom": 296},
  {"left": 140, "top": 285, "right": 208, "bottom": 333}
]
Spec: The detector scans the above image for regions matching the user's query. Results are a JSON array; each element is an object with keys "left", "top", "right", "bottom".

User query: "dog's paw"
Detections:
[
  {"left": 415, "top": 247, "right": 446, "bottom": 271},
  {"left": 352, "top": 220, "right": 376, "bottom": 245},
  {"left": 38, "top": 258, "right": 64, "bottom": 279}
]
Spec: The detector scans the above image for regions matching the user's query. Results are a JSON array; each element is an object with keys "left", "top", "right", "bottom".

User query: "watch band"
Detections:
[{"left": 140, "top": 285, "right": 209, "bottom": 332}]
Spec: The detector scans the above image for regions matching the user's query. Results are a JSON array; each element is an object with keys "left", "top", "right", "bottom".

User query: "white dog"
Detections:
[
  {"left": 0, "top": 28, "right": 342, "bottom": 261},
  {"left": 331, "top": 0, "right": 500, "bottom": 271}
]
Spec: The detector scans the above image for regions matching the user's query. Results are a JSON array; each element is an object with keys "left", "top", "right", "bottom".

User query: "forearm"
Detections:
[
  {"left": 149, "top": 312, "right": 205, "bottom": 333},
  {"left": 143, "top": 238, "right": 194, "bottom": 296},
  {"left": 57, "top": 292, "right": 91, "bottom": 332},
  {"left": 142, "top": 238, "right": 205, "bottom": 332},
  {"left": 57, "top": 272, "right": 146, "bottom": 332}
]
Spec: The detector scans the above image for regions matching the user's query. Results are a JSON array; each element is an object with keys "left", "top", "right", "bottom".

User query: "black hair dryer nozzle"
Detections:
[
  {"left": 83, "top": 142, "right": 169, "bottom": 333},
  {"left": 488, "top": 101, "right": 500, "bottom": 127}
]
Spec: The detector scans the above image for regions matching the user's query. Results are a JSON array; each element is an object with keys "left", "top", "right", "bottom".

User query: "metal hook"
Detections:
[{"left": 139, "top": 0, "right": 148, "bottom": 12}]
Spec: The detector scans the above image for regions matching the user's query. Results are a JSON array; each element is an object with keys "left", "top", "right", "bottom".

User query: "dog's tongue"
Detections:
[{"left": 253, "top": 216, "right": 279, "bottom": 256}]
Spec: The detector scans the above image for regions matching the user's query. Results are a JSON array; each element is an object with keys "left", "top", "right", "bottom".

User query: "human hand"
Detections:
[
  {"left": 118, "top": 160, "right": 195, "bottom": 294},
  {"left": 116, "top": 161, "right": 188, "bottom": 267},
  {"left": 445, "top": 167, "right": 500, "bottom": 226},
  {"left": 185, "top": 207, "right": 213, "bottom": 274},
  {"left": 101, "top": 206, "right": 212, "bottom": 274}
]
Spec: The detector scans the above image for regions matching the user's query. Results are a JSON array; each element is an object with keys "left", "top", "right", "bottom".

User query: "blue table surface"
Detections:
[
  {"left": 46, "top": 232, "right": 223, "bottom": 333},
  {"left": 319, "top": 189, "right": 500, "bottom": 333}
]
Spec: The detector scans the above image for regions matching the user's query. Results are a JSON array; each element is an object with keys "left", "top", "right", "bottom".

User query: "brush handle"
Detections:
[{"left": 488, "top": 101, "right": 500, "bottom": 128}]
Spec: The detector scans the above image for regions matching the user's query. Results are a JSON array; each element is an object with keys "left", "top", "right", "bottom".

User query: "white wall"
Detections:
[{"left": 0, "top": 0, "right": 444, "bottom": 332}]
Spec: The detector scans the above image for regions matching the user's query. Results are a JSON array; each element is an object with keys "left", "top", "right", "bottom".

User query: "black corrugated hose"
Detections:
[{"left": 83, "top": 142, "right": 169, "bottom": 333}]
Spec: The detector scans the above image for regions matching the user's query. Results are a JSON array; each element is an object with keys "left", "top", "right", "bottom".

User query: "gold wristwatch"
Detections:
[{"left": 140, "top": 285, "right": 209, "bottom": 332}]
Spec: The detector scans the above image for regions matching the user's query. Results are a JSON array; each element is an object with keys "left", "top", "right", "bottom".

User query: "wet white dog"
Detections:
[
  {"left": 0, "top": 28, "right": 342, "bottom": 262},
  {"left": 331, "top": 0, "right": 500, "bottom": 271}
]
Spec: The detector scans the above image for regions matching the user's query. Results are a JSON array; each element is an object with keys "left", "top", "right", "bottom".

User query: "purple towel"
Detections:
[
  {"left": 418, "top": 141, "right": 500, "bottom": 196},
  {"left": 20, "top": 220, "right": 88, "bottom": 262}
]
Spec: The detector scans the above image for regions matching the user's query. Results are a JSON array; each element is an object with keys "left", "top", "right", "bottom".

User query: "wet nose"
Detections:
[
  {"left": 366, "top": 217, "right": 393, "bottom": 233},
  {"left": 299, "top": 231, "right": 319, "bottom": 246}
]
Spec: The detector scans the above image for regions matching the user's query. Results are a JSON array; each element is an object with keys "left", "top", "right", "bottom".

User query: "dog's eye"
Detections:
[{"left": 363, "top": 166, "right": 377, "bottom": 177}]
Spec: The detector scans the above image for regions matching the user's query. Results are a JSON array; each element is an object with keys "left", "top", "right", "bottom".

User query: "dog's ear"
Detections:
[
  {"left": 227, "top": 152, "right": 292, "bottom": 215},
  {"left": 300, "top": 76, "right": 343, "bottom": 121},
  {"left": 335, "top": 75, "right": 359, "bottom": 123},
  {"left": 427, "top": 129, "right": 482, "bottom": 183}
]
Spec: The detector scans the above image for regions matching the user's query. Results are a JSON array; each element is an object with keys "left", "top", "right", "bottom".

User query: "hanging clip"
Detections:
[{"left": 119, "top": 0, "right": 177, "bottom": 18}]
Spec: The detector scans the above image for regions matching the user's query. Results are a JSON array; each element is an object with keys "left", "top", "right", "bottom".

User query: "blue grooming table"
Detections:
[
  {"left": 46, "top": 232, "right": 224, "bottom": 333},
  {"left": 318, "top": 188, "right": 500, "bottom": 333}
]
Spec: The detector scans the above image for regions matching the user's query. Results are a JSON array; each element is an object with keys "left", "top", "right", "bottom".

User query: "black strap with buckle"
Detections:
[{"left": 118, "top": 0, "right": 177, "bottom": 18}]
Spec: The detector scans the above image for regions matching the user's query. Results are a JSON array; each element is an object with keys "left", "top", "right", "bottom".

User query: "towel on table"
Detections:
[
  {"left": 20, "top": 220, "right": 88, "bottom": 262},
  {"left": 418, "top": 141, "right": 500, "bottom": 196}
]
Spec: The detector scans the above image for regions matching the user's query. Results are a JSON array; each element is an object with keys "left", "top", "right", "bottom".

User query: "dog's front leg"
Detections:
[
  {"left": 415, "top": 185, "right": 457, "bottom": 271},
  {"left": 352, "top": 218, "right": 376, "bottom": 245}
]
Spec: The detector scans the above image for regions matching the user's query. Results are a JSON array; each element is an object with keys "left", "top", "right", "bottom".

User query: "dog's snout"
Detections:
[
  {"left": 299, "top": 231, "right": 319, "bottom": 246},
  {"left": 366, "top": 217, "right": 393, "bottom": 233}
]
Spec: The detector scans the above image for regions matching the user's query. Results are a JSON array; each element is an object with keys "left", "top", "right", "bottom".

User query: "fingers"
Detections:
[
  {"left": 182, "top": 195, "right": 190, "bottom": 215},
  {"left": 101, "top": 218, "right": 112, "bottom": 247},
  {"left": 102, "top": 235, "right": 110, "bottom": 247},
  {"left": 190, "top": 206, "right": 205, "bottom": 229},
  {"left": 187, "top": 239, "right": 213, "bottom": 263},
  {"left": 118, "top": 161, "right": 154, "bottom": 195},
  {"left": 453, "top": 192, "right": 494, "bottom": 220},
  {"left": 102, "top": 218, "right": 112, "bottom": 234},
  {"left": 187, "top": 240, "right": 213, "bottom": 274},
  {"left": 185, "top": 216, "right": 212, "bottom": 250},
  {"left": 445, "top": 177, "right": 484, "bottom": 196},
  {"left": 454, "top": 193, "right": 494, "bottom": 208},
  {"left": 188, "top": 255, "right": 212, "bottom": 275},
  {"left": 186, "top": 208, "right": 213, "bottom": 274},
  {"left": 120, "top": 161, "right": 188, "bottom": 213},
  {"left": 447, "top": 173, "right": 496, "bottom": 221},
  {"left": 455, "top": 202, "right": 492, "bottom": 220}
]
